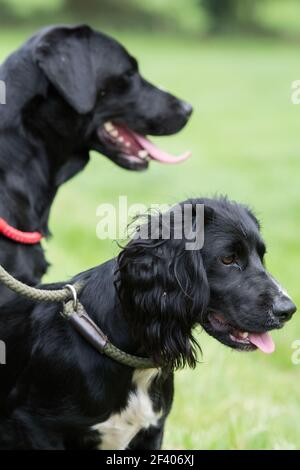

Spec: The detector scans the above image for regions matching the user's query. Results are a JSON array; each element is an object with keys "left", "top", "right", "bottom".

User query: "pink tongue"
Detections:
[
  {"left": 248, "top": 332, "right": 275, "bottom": 354},
  {"left": 134, "top": 133, "right": 191, "bottom": 164}
]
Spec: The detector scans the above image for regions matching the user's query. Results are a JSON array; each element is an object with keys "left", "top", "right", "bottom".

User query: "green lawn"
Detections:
[{"left": 1, "top": 27, "right": 300, "bottom": 450}]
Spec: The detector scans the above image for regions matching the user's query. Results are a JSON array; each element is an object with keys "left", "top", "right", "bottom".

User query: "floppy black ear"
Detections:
[
  {"left": 34, "top": 25, "right": 97, "bottom": 114},
  {"left": 117, "top": 206, "right": 210, "bottom": 369}
]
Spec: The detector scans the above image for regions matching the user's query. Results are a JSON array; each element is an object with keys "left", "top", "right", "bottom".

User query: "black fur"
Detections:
[
  {"left": 0, "top": 197, "right": 296, "bottom": 449},
  {"left": 0, "top": 24, "right": 192, "bottom": 306}
]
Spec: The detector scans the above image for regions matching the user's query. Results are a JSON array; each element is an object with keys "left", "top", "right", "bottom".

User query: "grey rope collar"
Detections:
[
  {"left": 0, "top": 264, "right": 155, "bottom": 369},
  {"left": 0, "top": 264, "right": 84, "bottom": 303}
]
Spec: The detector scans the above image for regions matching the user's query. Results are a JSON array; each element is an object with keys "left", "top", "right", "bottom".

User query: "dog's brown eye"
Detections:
[{"left": 221, "top": 255, "right": 236, "bottom": 265}]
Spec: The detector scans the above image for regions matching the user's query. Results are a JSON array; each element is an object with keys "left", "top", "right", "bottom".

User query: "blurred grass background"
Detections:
[{"left": 1, "top": 0, "right": 300, "bottom": 450}]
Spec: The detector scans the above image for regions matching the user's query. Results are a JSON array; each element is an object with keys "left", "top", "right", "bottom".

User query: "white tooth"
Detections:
[
  {"left": 118, "top": 136, "right": 124, "bottom": 143},
  {"left": 125, "top": 142, "right": 131, "bottom": 148},
  {"left": 138, "top": 150, "right": 149, "bottom": 159},
  {"left": 111, "top": 130, "right": 118, "bottom": 137},
  {"left": 104, "top": 122, "right": 114, "bottom": 131},
  {"left": 240, "top": 332, "right": 249, "bottom": 339}
]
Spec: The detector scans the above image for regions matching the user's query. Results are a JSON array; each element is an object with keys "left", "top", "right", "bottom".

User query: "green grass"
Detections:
[{"left": 1, "top": 27, "right": 300, "bottom": 450}]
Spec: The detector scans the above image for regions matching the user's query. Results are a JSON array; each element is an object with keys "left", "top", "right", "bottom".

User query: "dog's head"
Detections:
[
  {"left": 27, "top": 25, "right": 192, "bottom": 173},
  {"left": 117, "top": 197, "right": 296, "bottom": 368},
  {"left": 199, "top": 198, "right": 296, "bottom": 353}
]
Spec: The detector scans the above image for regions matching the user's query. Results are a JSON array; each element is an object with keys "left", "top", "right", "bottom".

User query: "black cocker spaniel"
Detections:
[{"left": 0, "top": 197, "right": 296, "bottom": 449}]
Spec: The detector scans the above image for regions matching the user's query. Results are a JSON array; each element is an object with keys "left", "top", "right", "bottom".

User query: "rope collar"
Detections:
[
  {"left": 62, "top": 300, "right": 154, "bottom": 369},
  {"left": 0, "top": 263, "right": 155, "bottom": 369},
  {"left": 0, "top": 218, "right": 43, "bottom": 244}
]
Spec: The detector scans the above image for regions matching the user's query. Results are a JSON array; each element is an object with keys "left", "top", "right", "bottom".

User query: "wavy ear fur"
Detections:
[{"left": 117, "top": 205, "right": 210, "bottom": 369}]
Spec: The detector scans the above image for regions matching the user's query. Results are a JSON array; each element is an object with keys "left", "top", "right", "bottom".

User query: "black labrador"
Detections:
[
  {"left": 0, "top": 24, "right": 192, "bottom": 305},
  {"left": 0, "top": 197, "right": 296, "bottom": 449}
]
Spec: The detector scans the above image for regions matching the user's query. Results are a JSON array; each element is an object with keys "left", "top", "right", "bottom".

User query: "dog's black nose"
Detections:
[
  {"left": 273, "top": 296, "right": 297, "bottom": 321},
  {"left": 179, "top": 101, "right": 193, "bottom": 119}
]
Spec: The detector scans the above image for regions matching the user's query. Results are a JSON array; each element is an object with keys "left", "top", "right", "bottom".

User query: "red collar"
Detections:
[{"left": 0, "top": 218, "right": 43, "bottom": 245}]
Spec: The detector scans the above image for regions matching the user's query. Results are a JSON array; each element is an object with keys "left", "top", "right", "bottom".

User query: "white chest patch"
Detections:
[{"left": 93, "top": 368, "right": 162, "bottom": 450}]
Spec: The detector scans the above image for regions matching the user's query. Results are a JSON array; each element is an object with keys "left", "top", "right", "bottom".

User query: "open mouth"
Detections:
[
  {"left": 97, "top": 121, "right": 191, "bottom": 171},
  {"left": 206, "top": 312, "right": 276, "bottom": 354}
]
